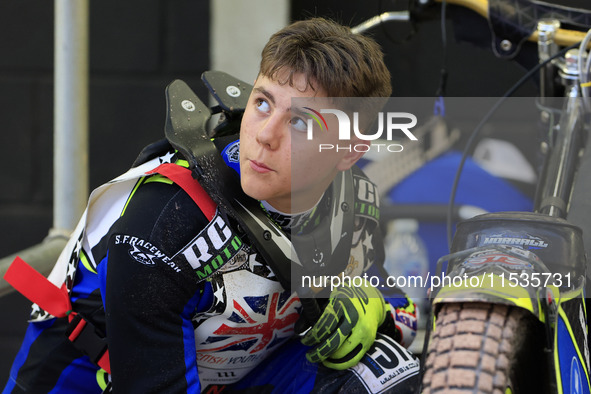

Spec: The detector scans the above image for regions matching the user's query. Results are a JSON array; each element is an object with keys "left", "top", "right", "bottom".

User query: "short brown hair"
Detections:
[{"left": 259, "top": 17, "right": 392, "bottom": 98}]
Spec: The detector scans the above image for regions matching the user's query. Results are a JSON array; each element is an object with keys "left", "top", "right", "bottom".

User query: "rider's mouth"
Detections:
[{"left": 249, "top": 160, "right": 273, "bottom": 174}]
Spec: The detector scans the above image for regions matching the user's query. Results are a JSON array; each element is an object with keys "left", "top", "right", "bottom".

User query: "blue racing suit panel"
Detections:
[{"left": 3, "top": 318, "right": 101, "bottom": 394}]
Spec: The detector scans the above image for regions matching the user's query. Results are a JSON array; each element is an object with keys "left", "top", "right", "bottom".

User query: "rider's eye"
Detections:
[
  {"left": 255, "top": 98, "right": 270, "bottom": 113},
  {"left": 290, "top": 117, "right": 308, "bottom": 132}
]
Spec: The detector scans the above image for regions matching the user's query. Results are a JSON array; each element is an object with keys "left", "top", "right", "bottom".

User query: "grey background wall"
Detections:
[
  {"left": 0, "top": 0, "right": 210, "bottom": 386},
  {"left": 0, "top": 0, "right": 578, "bottom": 387}
]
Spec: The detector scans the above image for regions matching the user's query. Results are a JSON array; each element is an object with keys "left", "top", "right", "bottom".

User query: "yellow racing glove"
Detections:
[{"left": 301, "top": 279, "right": 389, "bottom": 370}]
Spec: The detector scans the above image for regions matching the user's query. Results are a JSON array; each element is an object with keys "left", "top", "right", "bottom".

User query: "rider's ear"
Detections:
[{"left": 336, "top": 138, "right": 368, "bottom": 171}]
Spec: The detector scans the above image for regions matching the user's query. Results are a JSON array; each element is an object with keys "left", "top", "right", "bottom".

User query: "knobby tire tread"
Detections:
[{"left": 421, "top": 302, "right": 543, "bottom": 394}]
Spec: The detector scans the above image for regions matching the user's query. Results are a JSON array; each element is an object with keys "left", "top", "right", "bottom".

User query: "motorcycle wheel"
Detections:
[{"left": 421, "top": 302, "right": 547, "bottom": 393}]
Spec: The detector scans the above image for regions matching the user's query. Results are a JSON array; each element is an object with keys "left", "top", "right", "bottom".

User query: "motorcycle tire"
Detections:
[{"left": 421, "top": 302, "right": 548, "bottom": 393}]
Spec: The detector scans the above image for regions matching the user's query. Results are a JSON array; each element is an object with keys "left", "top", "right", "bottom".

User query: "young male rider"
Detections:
[{"left": 4, "top": 17, "right": 419, "bottom": 393}]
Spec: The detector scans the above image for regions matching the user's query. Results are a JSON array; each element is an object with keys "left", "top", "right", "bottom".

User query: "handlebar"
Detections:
[
  {"left": 434, "top": 0, "right": 588, "bottom": 47},
  {"left": 350, "top": 0, "right": 589, "bottom": 48}
]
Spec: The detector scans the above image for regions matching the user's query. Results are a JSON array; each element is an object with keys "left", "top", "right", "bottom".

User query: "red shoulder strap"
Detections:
[
  {"left": 4, "top": 257, "right": 112, "bottom": 373},
  {"left": 4, "top": 256, "right": 72, "bottom": 318},
  {"left": 148, "top": 163, "right": 217, "bottom": 221}
]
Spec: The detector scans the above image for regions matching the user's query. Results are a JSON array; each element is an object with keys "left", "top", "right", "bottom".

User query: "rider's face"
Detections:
[{"left": 239, "top": 71, "right": 364, "bottom": 213}]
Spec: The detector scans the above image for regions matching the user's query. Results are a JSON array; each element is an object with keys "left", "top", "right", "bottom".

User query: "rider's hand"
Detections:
[{"left": 301, "top": 278, "right": 389, "bottom": 370}]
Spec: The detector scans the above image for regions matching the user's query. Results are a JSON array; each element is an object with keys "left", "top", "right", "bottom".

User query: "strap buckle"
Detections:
[{"left": 65, "top": 313, "right": 110, "bottom": 372}]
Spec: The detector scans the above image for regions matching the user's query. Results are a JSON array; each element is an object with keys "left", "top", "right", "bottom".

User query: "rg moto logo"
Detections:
[{"left": 304, "top": 108, "right": 418, "bottom": 153}]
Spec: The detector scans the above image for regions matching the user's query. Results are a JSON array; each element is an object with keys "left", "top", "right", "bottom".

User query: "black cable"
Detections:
[
  {"left": 445, "top": 41, "right": 580, "bottom": 249},
  {"left": 435, "top": 0, "right": 448, "bottom": 98}
]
